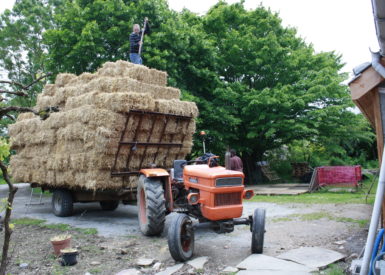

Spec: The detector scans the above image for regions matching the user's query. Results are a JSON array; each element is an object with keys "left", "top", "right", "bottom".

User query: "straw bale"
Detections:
[
  {"left": 42, "top": 112, "right": 67, "bottom": 129},
  {"left": 46, "top": 171, "right": 56, "bottom": 184},
  {"left": 23, "top": 118, "right": 41, "bottom": 133},
  {"left": 42, "top": 84, "right": 56, "bottom": 96},
  {"left": 31, "top": 167, "right": 47, "bottom": 183},
  {"left": 69, "top": 152, "right": 119, "bottom": 171},
  {"left": 35, "top": 94, "right": 59, "bottom": 110},
  {"left": 9, "top": 60, "right": 197, "bottom": 190},
  {"left": 76, "top": 72, "right": 97, "bottom": 85},
  {"left": 146, "top": 85, "right": 180, "bottom": 100},
  {"left": 65, "top": 92, "right": 155, "bottom": 113},
  {"left": 17, "top": 112, "right": 36, "bottom": 121},
  {"left": 126, "top": 65, "right": 167, "bottom": 86},
  {"left": 9, "top": 156, "right": 32, "bottom": 182},
  {"left": 96, "top": 61, "right": 134, "bottom": 77},
  {"left": 8, "top": 124, "right": 21, "bottom": 140},
  {"left": 73, "top": 170, "right": 123, "bottom": 190},
  {"left": 56, "top": 170, "right": 75, "bottom": 185},
  {"left": 52, "top": 87, "right": 69, "bottom": 107},
  {"left": 55, "top": 73, "right": 77, "bottom": 87},
  {"left": 17, "top": 145, "right": 51, "bottom": 159},
  {"left": 10, "top": 117, "right": 45, "bottom": 148},
  {"left": 24, "top": 129, "right": 56, "bottom": 145},
  {"left": 154, "top": 99, "right": 198, "bottom": 118},
  {"left": 81, "top": 77, "right": 179, "bottom": 100},
  {"left": 10, "top": 165, "right": 32, "bottom": 183},
  {"left": 54, "top": 140, "right": 84, "bottom": 154}
]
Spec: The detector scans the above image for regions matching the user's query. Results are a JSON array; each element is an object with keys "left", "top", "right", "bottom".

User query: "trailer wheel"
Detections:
[
  {"left": 52, "top": 189, "right": 73, "bottom": 217},
  {"left": 100, "top": 200, "right": 119, "bottom": 211},
  {"left": 137, "top": 175, "right": 166, "bottom": 236},
  {"left": 168, "top": 214, "right": 194, "bottom": 262},
  {"left": 251, "top": 208, "right": 265, "bottom": 253}
]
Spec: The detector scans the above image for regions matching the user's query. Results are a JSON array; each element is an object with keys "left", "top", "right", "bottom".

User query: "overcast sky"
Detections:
[{"left": 0, "top": 0, "right": 379, "bottom": 73}]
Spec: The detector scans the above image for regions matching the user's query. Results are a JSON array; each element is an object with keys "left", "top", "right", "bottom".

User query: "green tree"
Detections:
[
  {"left": 194, "top": 2, "right": 375, "bottom": 182},
  {"left": 42, "top": 0, "right": 375, "bottom": 182},
  {"left": 44, "top": 0, "right": 173, "bottom": 75},
  {"left": 0, "top": 0, "right": 63, "bottom": 133}
]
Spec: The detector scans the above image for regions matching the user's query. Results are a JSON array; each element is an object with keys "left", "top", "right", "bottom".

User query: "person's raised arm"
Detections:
[{"left": 144, "top": 17, "right": 151, "bottom": 35}]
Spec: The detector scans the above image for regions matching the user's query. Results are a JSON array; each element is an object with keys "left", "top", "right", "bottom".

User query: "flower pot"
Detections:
[
  {"left": 60, "top": 249, "right": 78, "bottom": 266},
  {"left": 50, "top": 235, "right": 71, "bottom": 256}
]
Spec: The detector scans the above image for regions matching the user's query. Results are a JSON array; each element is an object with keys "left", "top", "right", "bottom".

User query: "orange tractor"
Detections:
[
  {"left": 137, "top": 152, "right": 266, "bottom": 261},
  {"left": 108, "top": 110, "right": 265, "bottom": 261}
]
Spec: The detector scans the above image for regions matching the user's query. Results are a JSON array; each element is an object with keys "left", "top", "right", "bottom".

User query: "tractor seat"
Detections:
[{"left": 173, "top": 160, "right": 187, "bottom": 182}]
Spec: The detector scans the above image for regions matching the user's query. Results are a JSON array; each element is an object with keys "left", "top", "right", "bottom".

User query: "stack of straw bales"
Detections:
[{"left": 9, "top": 61, "right": 198, "bottom": 190}]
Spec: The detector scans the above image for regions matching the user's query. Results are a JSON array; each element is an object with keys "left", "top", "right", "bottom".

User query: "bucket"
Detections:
[{"left": 60, "top": 250, "right": 78, "bottom": 266}]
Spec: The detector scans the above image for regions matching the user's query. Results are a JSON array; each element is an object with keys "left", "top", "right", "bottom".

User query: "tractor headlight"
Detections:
[
  {"left": 243, "top": 190, "right": 254, "bottom": 200},
  {"left": 187, "top": 193, "right": 200, "bottom": 205}
]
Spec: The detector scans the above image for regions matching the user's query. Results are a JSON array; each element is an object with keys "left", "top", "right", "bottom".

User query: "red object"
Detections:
[
  {"left": 51, "top": 237, "right": 71, "bottom": 256},
  {"left": 316, "top": 165, "right": 362, "bottom": 187}
]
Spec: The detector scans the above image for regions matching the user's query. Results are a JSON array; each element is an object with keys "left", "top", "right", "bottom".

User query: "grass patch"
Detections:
[
  {"left": 271, "top": 217, "right": 294, "bottom": 222},
  {"left": 271, "top": 211, "right": 369, "bottom": 227},
  {"left": 334, "top": 217, "right": 369, "bottom": 228},
  {"left": 323, "top": 263, "right": 345, "bottom": 275},
  {"left": 44, "top": 223, "right": 71, "bottom": 231},
  {"left": 249, "top": 178, "right": 376, "bottom": 205},
  {"left": 11, "top": 218, "right": 98, "bottom": 234},
  {"left": 295, "top": 212, "right": 331, "bottom": 221},
  {"left": 76, "top": 227, "right": 98, "bottom": 235},
  {"left": 31, "top": 187, "right": 51, "bottom": 195},
  {"left": 12, "top": 218, "right": 45, "bottom": 226},
  {"left": 89, "top": 268, "right": 102, "bottom": 274}
]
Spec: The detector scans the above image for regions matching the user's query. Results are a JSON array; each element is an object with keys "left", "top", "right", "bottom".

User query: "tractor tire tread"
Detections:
[
  {"left": 251, "top": 208, "right": 266, "bottom": 254},
  {"left": 168, "top": 214, "right": 194, "bottom": 262},
  {"left": 52, "top": 189, "right": 73, "bottom": 217},
  {"left": 137, "top": 176, "right": 166, "bottom": 236}
]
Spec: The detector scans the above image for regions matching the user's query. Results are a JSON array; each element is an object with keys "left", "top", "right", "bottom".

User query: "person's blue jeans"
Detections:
[{"left": 129, "top": 53, "right": 142, "bottom": 65}]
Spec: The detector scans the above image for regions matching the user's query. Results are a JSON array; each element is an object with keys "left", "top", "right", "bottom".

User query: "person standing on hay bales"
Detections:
[
  {"left": 129, "top": 17, "right": 150, "bottom": 65},
  {"left": 230, "top": 149, "right": 243, "bottom": 172}
]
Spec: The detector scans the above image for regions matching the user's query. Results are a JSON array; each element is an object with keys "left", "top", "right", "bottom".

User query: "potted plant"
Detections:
[{"left": 50, "top": 234, "right": 71, "bottom": 256}]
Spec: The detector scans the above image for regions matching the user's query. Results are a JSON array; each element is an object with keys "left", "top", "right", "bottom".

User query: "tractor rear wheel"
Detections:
[
  {"left": 168, "top": 213, "right": 194, "bottom": 262},
  {"left": 251, "top": 208, "right": 266, "bottom": 254},
  {"left": 52, "top": 189, "right": 73, "bottom": 217},
  {"left": 137, "top": 175, "right": 166, "bottom": 236},
  {"left": 100, "top": 200, "right": 119, "bottom": 211}
]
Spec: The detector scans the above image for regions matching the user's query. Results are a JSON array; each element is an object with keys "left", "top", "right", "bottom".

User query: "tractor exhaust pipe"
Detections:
[{"left": 225, "top": 149, "right": 231, "bottom": 170}]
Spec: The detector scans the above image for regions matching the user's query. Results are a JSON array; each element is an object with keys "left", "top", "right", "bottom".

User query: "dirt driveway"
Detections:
[{"left": 1, "top": 184, "right": 372, "bottom": 274}]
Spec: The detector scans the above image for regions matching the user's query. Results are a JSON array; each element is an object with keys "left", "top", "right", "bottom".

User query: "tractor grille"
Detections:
[
  {"left": 214, "top": 192, "right": 242, "bottom": 206},
  {"left": 215, "top": 177, "right": 243, "bottom": 187}
]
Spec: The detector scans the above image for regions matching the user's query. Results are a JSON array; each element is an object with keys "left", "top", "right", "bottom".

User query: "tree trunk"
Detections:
[
  {"left": 0, "top": 161, "right": 18, "bottom": 275},
  {"left": 242, "top": 151, "right": 263, "bottom": 185}
]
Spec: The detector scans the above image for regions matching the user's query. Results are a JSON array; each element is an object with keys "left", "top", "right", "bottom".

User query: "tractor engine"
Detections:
[{"left": 183, "top": 164, "right": 252, "bottom": 221}]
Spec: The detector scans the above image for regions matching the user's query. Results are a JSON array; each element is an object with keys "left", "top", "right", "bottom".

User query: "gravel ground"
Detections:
[{"left": 0, "top": 184, "right": 373, "bottom": 274}]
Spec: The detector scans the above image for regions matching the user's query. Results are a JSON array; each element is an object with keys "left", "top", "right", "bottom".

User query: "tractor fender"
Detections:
[{"left": 140, "top": 168, "right": 169, "bottom": 178}]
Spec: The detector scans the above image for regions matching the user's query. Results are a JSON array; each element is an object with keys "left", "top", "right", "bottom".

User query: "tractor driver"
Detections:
[
  {"left": 129, "top": 18, "right": 150, "bottom": 65},
  {"left": 230, "top": 149, "right": 243, "bottom": 172}
]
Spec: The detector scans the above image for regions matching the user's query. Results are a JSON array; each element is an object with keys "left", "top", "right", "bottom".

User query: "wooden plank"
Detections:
[
  {"left": 353, "top": 90, "right": 376, "bottom": 127},
  {"left": 373, "top": 89, "right": 384, "bottom": 161},
  {"left": 350, "top": 66, "right": 384, "bottom": 101},
  {"left": 371, "top": 89, "right": 385, "bottom": 227}
]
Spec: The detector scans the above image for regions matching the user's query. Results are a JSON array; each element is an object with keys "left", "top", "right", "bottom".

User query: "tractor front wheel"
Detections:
[
  {"left": 137, "top": 175, "right": 166, "bottom": 236},
  {"left": 168, "top": 213, "right": 195, "bottom": 262},
  {"left": 251, "top": 208, "right": 266, "bottom": 254},
  {"left": 52, "top": 189, "right": 73, "bottom": 217}
]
